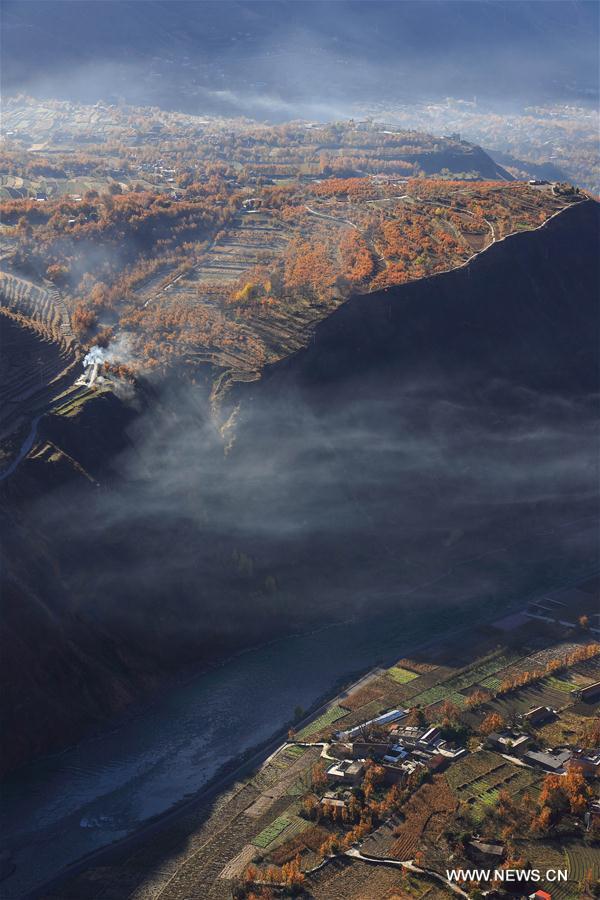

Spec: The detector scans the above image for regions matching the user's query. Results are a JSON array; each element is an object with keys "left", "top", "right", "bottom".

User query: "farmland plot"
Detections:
[
  {"left": 389, "top": 776, "right": 456, "bottom": 860},
  {"left": 295, "top": 704, "right": 349, "bottom": 740}
]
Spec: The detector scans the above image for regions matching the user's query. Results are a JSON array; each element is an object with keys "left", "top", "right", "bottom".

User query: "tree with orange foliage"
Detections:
[
  {"left": 319, "top": 835, "right": 340, "bottom": 858},
  {"left": 339, "top": 230, "right": 375, "bottom": 284},
  {"left": 530, "top": 805, "right": 553, "bottom": 834},
  {"left": 243, "top": 863, "right": 258, "bottom": 885},
  {"left": 533, "top": 769, "right": 591, "bottom": 832},
  {"left": 441, "top": 699, "right": 461, "bottom": 728},
  {"left": 46, "top": 263, "right": 69, "bottom": 284},
  {"left": 71, "top": 301, "right": 97, "bottom": 337},
  {"left": 281, "top": 854, "right": 304, "bottom": 890},
  {"left": 466, "top": 689, "right": 492, "bottom": 709},
  {"left": 405, "top": 706, "right": 427, "bottom": 727},
  {"left": 311, "top": 762, "right": 328, "bottom": 793},
  {"left": 362, "top": 761, "right": 386, "bottom": 802},
  {"left": 479, "top": 712, "right": 506, "bottom": 736},
  {"left": 301, "top": 793, "right": 319, "bottom": 821},
  {"left": 579, "top": 716, "right": 600, "bottom": 747}
]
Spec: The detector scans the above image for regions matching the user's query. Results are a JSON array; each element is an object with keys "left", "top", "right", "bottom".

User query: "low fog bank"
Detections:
[{"left": 26, "top": 367, "right": 599, "bottom": 663}]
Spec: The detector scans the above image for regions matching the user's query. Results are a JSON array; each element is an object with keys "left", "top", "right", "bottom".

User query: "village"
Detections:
[
  {"left": 31, "top": 581, "right": 600, "bottom": 900},
  {"left": 225, "top": 580, "right": 600, "bottom": 900}
]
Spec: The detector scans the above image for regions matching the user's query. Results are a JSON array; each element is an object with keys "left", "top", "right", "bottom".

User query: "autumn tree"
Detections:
[
  {"left": 466, "top": 689, "right": 492, "bottom": 709},
  {"left": 311, "top": 762, "right": 328, "bottom": 793},
  {"left": 579, "top": 716, "right": 600, "bottom": 748},
  {"left": 479, "top": 712, "right": 506, "bottom": 736},
  {"left": 46, "top": 263, "right": 69, "bottom": 284},
  {"left": 441, "top": 699, "right": 461, "bottom": 728},
  {"left": 71, "top": 301, "right": 97, "bottom": 336},
  {"left": 533, "top": 769, "right": 591, "bottom": 832},
  {"left": 405, "top": 706, "right": 427, "bottom": 727},
  {"left": 362, "top": 761, "right": 386, "bottom": 802}
]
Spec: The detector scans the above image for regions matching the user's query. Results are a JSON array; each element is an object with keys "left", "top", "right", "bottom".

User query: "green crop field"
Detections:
[
  {"left": 388, "top": 666, "right": 419, "bottom": 684},
  {"left": 479, "top": 675, "right": 502, "bottom": 691},
  {"left": 411, "top": 685, "right": 468, "bottom": 708},
  {"left": 252, "top": 816, "right": 292, "bottom": 849},
  {"left": 546, "top": 676, "right": 577, "bottom": 693},
  {"left": 284, "top": 744, "right": 307, "bottom": 759},
  {"left": 407, "top": 652, "right": 524, "bottom": 707},
  {"left": 565, "top": 843, "right": 600, "bottom": 884},
  {"left": 266, "top": 814, "right": 311, "bottom": 850},
  {"left": 295, "top": 704, "right": 349, "bottom": 739}
]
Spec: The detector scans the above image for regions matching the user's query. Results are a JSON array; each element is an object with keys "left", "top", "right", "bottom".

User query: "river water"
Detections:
[{"left": 0, "top": 560, "right": 596, "bottom": 899}]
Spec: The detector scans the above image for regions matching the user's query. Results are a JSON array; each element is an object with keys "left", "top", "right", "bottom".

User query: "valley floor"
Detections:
[{"left": 33, "top": 576, "right": 600, "bottom": 900}]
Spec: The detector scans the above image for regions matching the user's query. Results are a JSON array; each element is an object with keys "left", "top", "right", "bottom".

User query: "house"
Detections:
[
  {"left": 326, "top": 760, "right": 365, "bottom": 785},
  {"left": 350, "top": 741, "right": 391, "bottom": 760},
  {"left": 521, "top": 706, "right": 556, "bottom": 726},
  {"left": 337, "top": 709, "right": 407, "bottom": 740},
  {"left": 468, "top": 840, "right": 505, "bottom": 862},
  {"left": 523, "top": 749, "right": 572, "bottom": 772},
  {"left": 422, "top": 753, "right": 448, "bottom": 773},
  {"left": 577, "top": 681, "right": 600, "bottom": 702},
  {"left": 382, "top": 745, "right": 409, "bottom": 764},
  {"left": 392, "top": 724, "right": 428, "bottom": 746},
  {"left": 320, "top": 792, "right": 349, "bottom": 811},
  {"left": 567, "top": 748, "right": 600, "bottom": 778},
  {"left": 434, "top": 740, "right": 467, "bottom": 760},
  {"left": 418, "top": 726, "right": 441, "bottom": 747},
  {"left": 380, "top": 756, "right": 428, "bottom": 785},
  {"left": 485, "top": 730, "right": 531, "bottom": 756}
]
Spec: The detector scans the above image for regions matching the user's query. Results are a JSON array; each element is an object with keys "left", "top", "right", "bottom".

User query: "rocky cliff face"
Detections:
[{"left": 1, "top": 200, "right": 598, "bottom": 776}]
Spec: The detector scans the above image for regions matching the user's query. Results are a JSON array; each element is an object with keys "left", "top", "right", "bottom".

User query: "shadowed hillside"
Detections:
[{"left": 1, "top": 201, "right": 598, "bottom": 776}]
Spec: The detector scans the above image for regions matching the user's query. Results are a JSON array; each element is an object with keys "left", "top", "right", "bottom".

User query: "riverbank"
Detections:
[{"left": 21, "top": 566, "right": 598, "bottom": 900}]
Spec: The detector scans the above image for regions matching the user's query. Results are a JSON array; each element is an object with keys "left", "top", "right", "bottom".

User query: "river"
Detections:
[{"left": 0, "top": 558, "right": 597, "bottom": 899}]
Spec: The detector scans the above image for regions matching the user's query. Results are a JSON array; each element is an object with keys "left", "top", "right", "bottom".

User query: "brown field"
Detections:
[
  {"left": 266, "top": 824, "right": 331, "bottom": 866},
  {"left": 306, "top": 855, "right": 451, "bottom": 900},
  {"left": 389, "top": 777, "right": 457, "bottom": 861},
  {"left": 340, "top": 676, "right": 389, "bottom": 711},
  {"left": 395, "top": 658, "right": 440, "bottom": 675}
]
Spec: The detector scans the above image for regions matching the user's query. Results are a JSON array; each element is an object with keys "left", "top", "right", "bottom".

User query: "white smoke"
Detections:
[
  {"left": 83, "top": 347, "right": 107, "bottom": 369},
  {"left": 78, "top": 335, "right": 136, "bottom": 387}
]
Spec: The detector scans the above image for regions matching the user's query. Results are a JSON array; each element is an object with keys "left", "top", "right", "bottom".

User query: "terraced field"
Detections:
[
  {"left": 384, "top": 650, "right": 527, "bottom": 710},
  {"left": 446, "top": 751, "right": 540, "bottom": 822},
  {"left": 306, "top": 855, "right": 438, "bottom": 900},
  {"left": 0, "top": 270, "right": 73, "bottom": 344},
  {"left": 488, "top": 682, "right": 571, "bottom": 718},
  {"left": 295, "top": 705, "right": 349, "bottom": 740},
  {"left": 388, "top": 666, "right": 420, "bottom": 684},
  {"left": 388, "top": 776, "right": 456, "bottom": 860},
  {"left": 0, "top": 313, "right": 80, "bottom": 440},
  {"left": 515, "top": 840, "right": 600, "bottom": 900},
  {"left": 564, "top": 843, "right": 600, "bottom": 889},
  {"left": 252, "top": 814, "right": 294, "bottom": 849}
]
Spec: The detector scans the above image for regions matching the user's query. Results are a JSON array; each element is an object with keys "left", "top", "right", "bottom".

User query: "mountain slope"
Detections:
[{"left": 1, "top": 200, "right": 598, "bottom": 776}]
